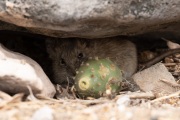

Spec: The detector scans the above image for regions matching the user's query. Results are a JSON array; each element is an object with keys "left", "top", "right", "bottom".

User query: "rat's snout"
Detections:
[
  {"left": 74, "top": 61, "right": 82, "bottom": 69},
  {"left": 67, "top": 66, "right": 76, "bottom": 77},
  {"left": 71, "top": 69, "right": 76, "bottom": 76},
  {"left": 65, "top": 66, "right": 76, "bottom": 85}
]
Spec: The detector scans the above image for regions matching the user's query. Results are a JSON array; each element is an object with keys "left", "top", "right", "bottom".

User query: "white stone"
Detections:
[{"left": 0, "top": 44, "right": 55, "bottom": 98}]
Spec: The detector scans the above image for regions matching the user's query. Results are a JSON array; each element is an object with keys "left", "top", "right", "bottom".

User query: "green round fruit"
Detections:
[{"left": 74, "top": 58, "right": 122, "bottom": 98}]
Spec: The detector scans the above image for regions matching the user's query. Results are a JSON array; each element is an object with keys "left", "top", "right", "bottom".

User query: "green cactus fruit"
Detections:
[{"left": 74, "top": 58, "right": 122, "bottom": 98}]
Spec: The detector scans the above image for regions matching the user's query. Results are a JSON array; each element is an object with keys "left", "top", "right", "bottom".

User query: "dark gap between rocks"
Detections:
[{"left": 0, "top": 30, "right": 180, "bottom": 98}]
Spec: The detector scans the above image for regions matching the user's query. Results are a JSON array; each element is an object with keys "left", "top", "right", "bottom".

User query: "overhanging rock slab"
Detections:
[{"left": 0, "top": 0, "right": 180, "bottom": 38}]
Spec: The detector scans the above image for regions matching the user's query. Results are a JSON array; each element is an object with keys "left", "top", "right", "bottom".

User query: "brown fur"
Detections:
[{"left": 46, "top": 37, "right": 137, "bottom": 85}]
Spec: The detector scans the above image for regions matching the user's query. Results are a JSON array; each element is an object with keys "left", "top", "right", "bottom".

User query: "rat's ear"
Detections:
[
  {"left": 77, "top": 39, "right": 92, "bottom": 49},
  {"left": 46, "top": 38, "right": 59, "bottom": 59}
]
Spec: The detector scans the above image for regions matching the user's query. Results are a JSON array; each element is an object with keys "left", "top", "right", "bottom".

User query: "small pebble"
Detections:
[
  {"left": 31, "top": 106, "right": 54, "bottom": 120},
  {"left": 164, "top": 57, "right": 174, "bottom": 63}
]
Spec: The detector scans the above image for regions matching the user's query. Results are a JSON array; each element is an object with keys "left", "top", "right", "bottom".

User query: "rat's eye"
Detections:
[
  {"left": 60, "top": 58, "right": 66, "bottom": 65},
  {"left": 78, "top": 53, "right": 84, "bottom": 59}
]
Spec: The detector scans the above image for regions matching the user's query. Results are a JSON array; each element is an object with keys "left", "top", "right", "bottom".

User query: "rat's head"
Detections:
[{"left": 46, "top": 38, "right": 92, "bottom": 85}]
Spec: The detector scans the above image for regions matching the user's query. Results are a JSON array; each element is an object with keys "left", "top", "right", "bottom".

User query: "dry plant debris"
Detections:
[{"left": 0, "top": 90, "right": 179, "bottom": 120}]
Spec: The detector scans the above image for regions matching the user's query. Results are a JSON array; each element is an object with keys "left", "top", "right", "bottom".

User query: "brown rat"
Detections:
[{"left": 46, "top": 37, "right": 137, "bottom": 85}]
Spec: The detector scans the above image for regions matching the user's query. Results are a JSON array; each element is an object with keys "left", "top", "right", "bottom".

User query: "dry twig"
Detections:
[{"left": 150, "top": 90, "right": 180, "bottom": 103}]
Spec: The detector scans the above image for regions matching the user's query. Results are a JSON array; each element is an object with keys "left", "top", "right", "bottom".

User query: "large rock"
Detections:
[
  {"left": 0, "top": 44, "right": 56, "bottom": 98},
  {"left": 0, "top": 0, "right": 180, "bottom": 39}
]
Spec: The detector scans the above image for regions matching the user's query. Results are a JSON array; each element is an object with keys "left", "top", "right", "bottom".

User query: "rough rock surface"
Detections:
[
  {"left": 0, "top": 0, "right": 180, "bottom": 38},
  {"left": 0, "top": 44, "right": 56, "bottom": 98},
  {"left": 132, "top": 63, "right": 180, "bottom": 97}
]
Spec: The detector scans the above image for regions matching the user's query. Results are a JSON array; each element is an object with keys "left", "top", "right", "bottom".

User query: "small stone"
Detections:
[
  {"left": 31, "top": 106, "right": 54, "bottom": 120},
  {"left": 133, "top": 63, "right": 178, "bottom": 97},
  {"left": 164, "top": 57, "right": 174, "bottom": 63}
]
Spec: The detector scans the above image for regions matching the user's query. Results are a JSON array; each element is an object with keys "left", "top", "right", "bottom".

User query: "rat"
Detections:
[{"left": 46, "top": 37, "right": 137, "bottom": 85}]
